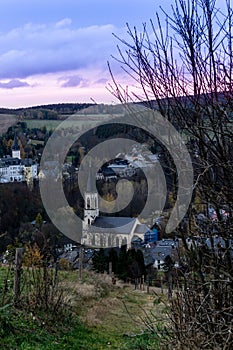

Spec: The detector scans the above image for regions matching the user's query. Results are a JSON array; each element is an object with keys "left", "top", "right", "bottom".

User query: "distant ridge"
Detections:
[{"left": 0, "top": 103, "right": 95, "bottom": 114}]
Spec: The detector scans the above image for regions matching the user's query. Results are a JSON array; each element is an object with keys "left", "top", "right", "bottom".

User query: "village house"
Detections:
[{"left": 0, "top": 134, "right": 38, "bottom": 184}]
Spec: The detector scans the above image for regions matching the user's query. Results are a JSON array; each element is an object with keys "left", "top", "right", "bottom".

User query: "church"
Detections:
[
  {"left": 81, "top": 165, "right": 153, "bottom": 249},
  {"left": 0, "top": 134, "right": 38, "bottom": 184}
]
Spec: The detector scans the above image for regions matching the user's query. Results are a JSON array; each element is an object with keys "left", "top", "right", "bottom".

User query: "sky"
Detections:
[
  {"left": 0, "top": 0, "right": 226, "bottom": 108},
  {"left": 0, "top": 0, "right": 175, "bottom": 108}
]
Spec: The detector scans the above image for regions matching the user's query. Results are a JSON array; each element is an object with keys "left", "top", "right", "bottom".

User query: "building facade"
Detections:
[
  {"left": 0, "top": 134, "right": 38, "bottom": 183},
  {"left": 81, "top": 165, "right": 152, "bottom": 249}
]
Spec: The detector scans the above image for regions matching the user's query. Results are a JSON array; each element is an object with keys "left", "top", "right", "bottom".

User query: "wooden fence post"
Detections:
[
  {"left": 141, "top": 275, "right": 145, "bottom": 291},
  {"left": 160, "top": 276, "right": 164, "bottom": 294},
  {"left": 109, "top": 261, "right": 112, "bottom": 276},
  {"left": 14, "top": 248, "right": 24, "bottom": 305},
  {"left": 78, "top": 246, "right": 83, "bottom": 282},
  {"left": 147, "top": 279, "right": 150, "bottom": 294},
  {"left": 168, "top": 272, "right": 173, "bottom": 299}
]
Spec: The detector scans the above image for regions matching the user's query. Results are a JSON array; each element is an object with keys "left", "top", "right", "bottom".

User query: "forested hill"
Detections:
[
  {"left": 0, "top": 103, "right": 95, "bottom": 120},
  {"left": 0, "top": 102, "right": 127, "bottom": 120}
]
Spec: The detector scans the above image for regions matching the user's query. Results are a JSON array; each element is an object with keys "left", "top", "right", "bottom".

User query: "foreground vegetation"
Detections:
[{"left": 0, "top": 267, "right": 167, "bottom": 350}]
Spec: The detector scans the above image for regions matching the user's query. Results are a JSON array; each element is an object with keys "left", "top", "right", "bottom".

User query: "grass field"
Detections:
[
  {"left": 0, "top": 267, "right": 168, "bottom": 350},
  {"left": 0, "top": 114, "right": 17, "bottom": 135},
  {"left": 0, "top": 112, "right": 123, "bottom": 132},
  {"left": 26, "top": 114, "right": 121, "bottom": 131}
]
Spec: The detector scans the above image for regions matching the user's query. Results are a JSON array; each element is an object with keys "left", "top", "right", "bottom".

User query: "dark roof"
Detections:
[
  {"left": 12, "top": 133, "right": 20, "bottom": 151},
  {"left": 142, "top": 245, "right": 179, "bottom": 266},
  {"left": 87, "top": 216, "right": 136, "bottom": 234},
  {"left": 21, "top": 158, "right": 35, "bottom": 166},
  {"left": 102, "top": 167, "right": 117, "bottom": 176},
  {"left": 0, "top": 157, "right": 21, "bottom": 166},
  {"left": 0, "top": 157, "right": 36, "bottom": 167},
  {"left": 206, "top": 237, "right": 233, "bottom": 250},
  {"left": 157, "top": 239, "right": 178, "bottom": 248}
]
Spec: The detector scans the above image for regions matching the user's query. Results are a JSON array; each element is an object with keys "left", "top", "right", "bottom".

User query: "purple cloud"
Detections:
[
  {"left": 0, "top": 79, "right": 30, "bottom": 89},
  {"left": 94, "top": 78, "right": 108, "bottom": 85},
  {"left": 59, "top": 75, "right": 89, "bottom": 88},
  {"left": 0, "top": 21, "right": 119, "bottom": 79}
]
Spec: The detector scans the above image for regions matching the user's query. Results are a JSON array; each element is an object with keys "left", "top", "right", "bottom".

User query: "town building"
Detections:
[{"left": 0, "top": 134, "right": 38, "bottom": 183}]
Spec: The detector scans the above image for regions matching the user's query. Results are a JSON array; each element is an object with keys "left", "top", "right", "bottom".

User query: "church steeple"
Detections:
[
  {"left": 12, "top": 133, "right": 21, "bottom": 159},
  {"left": 83, "top": 163, "right": 99, "bottom": 227},
  {"left": 86, "top": 161, "right": 95, "bottom": 193}
]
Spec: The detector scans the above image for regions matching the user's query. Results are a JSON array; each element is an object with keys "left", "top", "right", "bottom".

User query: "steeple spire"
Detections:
[
  {"left": 12, "top": 133, "right": 21, "bottom": 159},
  {"left": 86, "top": 161, "right": 95, "bottom": 193},
  {"left": 83, "top": 160, "right": 99, "bottom": 227},
  {"left": 12, "top": 133, "right": 20, "bottom": 151}
]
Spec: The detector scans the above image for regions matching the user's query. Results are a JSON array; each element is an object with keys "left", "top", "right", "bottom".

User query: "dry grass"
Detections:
[{"left": 59, "top": 270, "right": 167, "bottom": 338}]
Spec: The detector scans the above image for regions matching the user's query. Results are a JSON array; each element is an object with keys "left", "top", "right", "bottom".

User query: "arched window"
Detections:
[
  {"left": 100, "top": 235, "right": 104, "bottom": 247},
  {"left": 95, "top": 197, "right": 97, "bottom": 208},
  {"left": 116, "top": 237, "right": 120, "bottom": 247},
  {"left": 87, "top": 197, "right": 90, "bottom": 208},
  {"left": 122, "top": 237, "right": 127, "bottom": 246}
]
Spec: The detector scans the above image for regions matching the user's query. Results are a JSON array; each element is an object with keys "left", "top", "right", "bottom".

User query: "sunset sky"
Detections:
[
  {"left": 0, "top": 0, "right": 225, "bottom": 108},
  {"left": 0, "top": 0, "right": 173, "bottom": 108}
]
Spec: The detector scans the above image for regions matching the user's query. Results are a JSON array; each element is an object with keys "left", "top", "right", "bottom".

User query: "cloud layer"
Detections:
[
  {"left": 0, "top": 79, "right": 30, "bottom": 89},
  {"left": 0, "top": 19, "right": 119, "bottom": 80}
]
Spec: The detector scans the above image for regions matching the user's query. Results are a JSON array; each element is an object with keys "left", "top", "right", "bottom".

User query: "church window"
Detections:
[
  {"left": 122, "top": 237, "right": 127, "bottom": 246},
  {"left": 100, "top": 236, "right": 104, "bottom": 247}
]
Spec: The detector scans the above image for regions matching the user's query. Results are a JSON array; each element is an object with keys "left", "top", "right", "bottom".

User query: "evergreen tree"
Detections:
[
  {"left": 116, "top": 245, "right": 128, "bottom": 281},
  {"left": 92, "top": 248, "right": 107, "bottom": 273},
  {"left": 106, "top": 248, "right": 118, "bottom": 274}
]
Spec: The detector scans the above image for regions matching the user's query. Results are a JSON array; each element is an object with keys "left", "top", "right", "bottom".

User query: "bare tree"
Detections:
[{"left": 109, "top": 0, "right": 233, "bottom": 348}]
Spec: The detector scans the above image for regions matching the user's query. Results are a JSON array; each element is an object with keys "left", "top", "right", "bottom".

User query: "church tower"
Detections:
[
  {"left": 83, "top": 164, "right": 99, "bottom": 227},
  {"left": 12, "top": 133, "right": 21, "bottom": 159}
]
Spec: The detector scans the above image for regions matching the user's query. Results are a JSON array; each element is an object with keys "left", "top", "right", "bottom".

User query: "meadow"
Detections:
[{"left": 0, "top": 266, "right": 167, "bottom": 350}]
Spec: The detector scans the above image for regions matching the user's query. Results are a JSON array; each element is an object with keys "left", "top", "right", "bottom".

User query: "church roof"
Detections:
[
  {"left": 134, "top": 223, "right": 152, "bottom": 234},
  {"left": 86, "top": 216, "right": 137, "bottom": 234}
]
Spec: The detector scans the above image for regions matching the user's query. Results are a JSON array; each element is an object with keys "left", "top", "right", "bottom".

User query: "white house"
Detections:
[{"left": 0, "top": 134, "right": 38, "bottom": 183}]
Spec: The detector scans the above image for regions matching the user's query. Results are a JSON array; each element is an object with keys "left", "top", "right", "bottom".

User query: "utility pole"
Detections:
[
  {"left": 14, "top": 248, "right": 24, "bottom": 305},
  {"left": 78, "top": 245, "right": 83, "bottom": 281}
]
